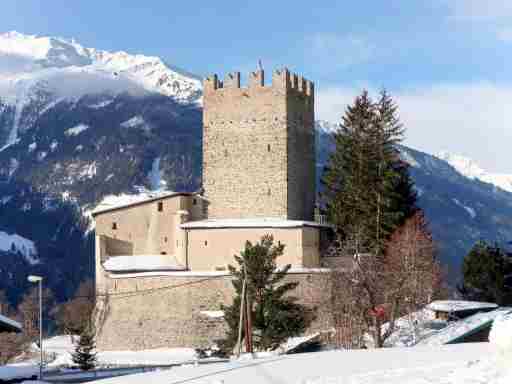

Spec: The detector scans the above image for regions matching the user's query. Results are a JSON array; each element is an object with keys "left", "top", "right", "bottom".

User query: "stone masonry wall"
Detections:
[
  {"left": 95, "top": 271, "right": 331, "bottom": 350},
  {"left": 286, "top": 82, "right": 315, "bottom": 220},
  {"left": 203, "top": 68, "right": 315, "bottom": 220}
]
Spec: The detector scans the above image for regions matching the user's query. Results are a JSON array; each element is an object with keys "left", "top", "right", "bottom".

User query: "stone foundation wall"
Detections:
[{"left": 95, "top": 271, "right": 332, "bottom": 350}]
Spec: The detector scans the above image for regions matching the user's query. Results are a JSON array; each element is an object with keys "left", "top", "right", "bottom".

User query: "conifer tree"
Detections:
[
  {"left": 322, "top": 90, "right": 416, "bottom": 255},
  {"left": 219, "top": 235, "right": 313, "bottom": 353},
  {"left": 72, "top": 327, "right": 97, "bottom": 371},
  {"left": 459, "top": 241, "right": 512, "bottom": 305}
]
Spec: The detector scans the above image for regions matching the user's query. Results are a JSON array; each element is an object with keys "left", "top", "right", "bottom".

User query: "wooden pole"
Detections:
[
  {"left": 236, "top": 274, "right": 247, "bottom": 357},
  {"left": 245, "top": 291, "right": 253, "bottom": 353}
]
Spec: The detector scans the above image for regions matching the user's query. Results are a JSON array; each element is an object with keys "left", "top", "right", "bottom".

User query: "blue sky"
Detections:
[{"left": 3, "top": 0, "right": 512, "bottom": 172}]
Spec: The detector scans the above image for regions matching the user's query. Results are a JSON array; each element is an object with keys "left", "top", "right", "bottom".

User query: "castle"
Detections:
[{"left": 93, "top": 68, "right": 334, "bottom": 349}]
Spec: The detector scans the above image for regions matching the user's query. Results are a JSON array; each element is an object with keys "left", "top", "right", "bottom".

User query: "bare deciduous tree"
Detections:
[
  {"left": 331, "top": 212, "right": 440, "bottom": 348},
  {"left": 53, "top": 280, "right": 96, "bottom": 336},
  {"left": 0, "top": 291, "right": 24, "bottom": 364}
]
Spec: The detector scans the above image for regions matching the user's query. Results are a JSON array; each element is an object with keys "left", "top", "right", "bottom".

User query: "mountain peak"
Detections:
[
  {"left": 437, "top": 151, "right": 512, "bottom": 193},
  {"left": 0, "top": 31, "right": 202, "bottom": 103},
  {"left": 436, "top": 152, "right": 486, "bottom": 180}
]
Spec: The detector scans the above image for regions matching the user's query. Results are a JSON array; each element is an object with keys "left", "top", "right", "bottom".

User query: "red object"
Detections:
[{"left": 369, "top": 306, "right": 386, "bottom": 319}]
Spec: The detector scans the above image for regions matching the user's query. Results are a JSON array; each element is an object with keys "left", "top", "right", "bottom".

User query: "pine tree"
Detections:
[
  {"left": 219, "top": 235, "right": 313, "bottom": 353},
  {"left": 459, "top": 241, "right": 512, "bottom": 305},
  {"left": 72, "top": 327, "right": 97, "bottom": 371},
  {"left": 322, "top": 90, "right": 416, "bottom": 255}
]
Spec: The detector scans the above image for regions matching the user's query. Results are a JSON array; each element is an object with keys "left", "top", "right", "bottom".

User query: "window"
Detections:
[
  {"left": 267, "top": 144, "right": 271, "bottom": 152},
  {"left": 193, "top": 198, "right": 197, "bottom": 205},
  {"left": 112, "top": 222, "right": 117, "bottom": 230},
  {"left": 161, "top": 252, "right": 167, "bottom": 255},
  {"left": 204, "top": 240, "right": 208, "bottom": 246},
  {"left": 158, "top": 201, "right": 163, "bottom": 212},
  {"left": 267, "top": 188, "right": 271, "bottom": 196},
  {"left": 224, "top": 149, "right": 228, "bottom": 157}
]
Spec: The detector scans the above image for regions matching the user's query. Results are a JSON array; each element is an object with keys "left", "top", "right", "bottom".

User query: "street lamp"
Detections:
[{"left": 27, "top": 275, "right": 43, "bottom": 380}]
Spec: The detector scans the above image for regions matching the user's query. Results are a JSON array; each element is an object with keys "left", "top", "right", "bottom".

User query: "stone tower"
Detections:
[{"left": 202, "top": 68, "right": 315, "bottom": 220}]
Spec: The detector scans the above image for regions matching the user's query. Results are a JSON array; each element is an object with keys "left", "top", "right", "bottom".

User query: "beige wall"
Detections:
[
  {"left": 203, "top": 69, "right": 315, "bottom": 220},
  {"left": 302, "top": 227, "right": 321, "bottom": 267},
  {"left": 185, "top": 226, "right": 321, "bottom": 270},
  {"left": 94, "top": 194, "right": 204, "bottom": 268}
]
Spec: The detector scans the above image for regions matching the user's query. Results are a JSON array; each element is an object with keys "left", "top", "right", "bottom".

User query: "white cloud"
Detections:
[
  {"left": 445, "top": 0, "right": 512, "bottom": 20},
  {"left": 443, "top": 0, "right": 512, "bottom": 42},
  {"left": 306, "top": 33, "right": 376, "bottom": 72},
  {"left": 497, "top": 28, "right": 512, "bottom": 42},
  {"left": 317, "top": 82, "right": 512, "bottom": 173}
]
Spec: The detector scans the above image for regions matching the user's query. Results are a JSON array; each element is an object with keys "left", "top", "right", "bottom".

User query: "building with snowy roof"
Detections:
[
  {"left": 0, "top": 314, "right": 21, "bottom": 333},
  {"left": 93, "top": 68, "right": 333, "bottom": 350},
  {"left": 427, "top": 300, "right": 498, "bottom": 321}
]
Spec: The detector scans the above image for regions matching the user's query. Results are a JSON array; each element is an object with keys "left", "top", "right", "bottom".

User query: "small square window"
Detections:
[
  {"left": 158, "top": 201, "right": 163, "bottom": 212},
  {"left": 112, "top": 222, "right": 117, "bottom": 230}
]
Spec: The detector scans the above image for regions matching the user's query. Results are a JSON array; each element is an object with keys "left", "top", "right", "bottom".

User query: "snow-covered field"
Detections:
[
  {"left": 93, "top": 343, "right": 495, "bottom": 384},
  {"left": 40, "top": 335, "right": 198, "bottom": 368},
  {"left": 92, "top": 313, "right": 512, "bottom": 384}
]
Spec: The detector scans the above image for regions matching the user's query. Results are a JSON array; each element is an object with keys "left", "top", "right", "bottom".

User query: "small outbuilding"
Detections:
[
  {"left": 427, "top": 300, "right": 498, "bottom": 321},
  {"left": 0, "top": 313, "right": 21, "bottom": 333}
]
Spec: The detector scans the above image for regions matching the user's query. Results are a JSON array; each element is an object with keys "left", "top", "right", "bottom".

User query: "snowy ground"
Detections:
[
  {"left": 94, "top": 343, "right": 498, "bottom": 384},
  {"left": 94, "top": 313, "right": 512, "bottom": 384},
  {"left": 0, "top": 335, "right": 199, "bottom": 381},
  {"left": 41, "top": 335, "right": 198, "bottom": 367}
]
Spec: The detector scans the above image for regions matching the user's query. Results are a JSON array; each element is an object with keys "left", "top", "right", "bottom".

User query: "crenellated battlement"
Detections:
[{"left": 204, "top": 68, "right": 314, "bottom": 97}]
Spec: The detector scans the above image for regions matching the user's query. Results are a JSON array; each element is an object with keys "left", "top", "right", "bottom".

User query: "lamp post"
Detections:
[{"left": 27, "top": 275, "right": 43, "bottom": 380}]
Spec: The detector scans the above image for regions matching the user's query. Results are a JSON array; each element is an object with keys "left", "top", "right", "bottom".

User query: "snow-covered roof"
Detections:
[
  {"left": 180, "top": 218, "right": 332, "bottom": 229},
  {"left": 103, "top": 255, "right": 186, "bottom": 273},
  {"left": 0, "top": 313, "right": 22, "bottom": 333},
  {"left": 92, "top": 191, "right": 196, "bottom": 216},
  {"left": 427, "top": 300, "right": 498, "bottom": 313},
  {"left": 417, "top": 307, "right": 512, "bottom": 346}
]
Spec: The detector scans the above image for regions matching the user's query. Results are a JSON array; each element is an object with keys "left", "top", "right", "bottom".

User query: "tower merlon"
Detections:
[
  {"left": 203, "top": 67, "right": 314, "bottom": 97},
  {"left": 305, "top": 80, "right": 314, "bottom": 97},
  {"left": 204, "top": 74, "right": 222, "bottom": 92},
  {"left": 249, "top": 70, "right": 264, "bottom": 88},
  {"left": 224, "top": 72, "right": 241, "bottom": 88},
  {"left": 289, "top": 73, "right": 298, "bottom": 90}
]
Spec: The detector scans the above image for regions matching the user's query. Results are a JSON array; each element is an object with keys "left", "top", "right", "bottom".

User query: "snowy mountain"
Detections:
[
  {"left": 437, "top": 152, "right": 512, "bottom": 194},
  {"left": 0, "top": 31, "right": 201, "bottom": 151},
  {"left": 0, "top": 31, "right": 201, "bottom": 100}
]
